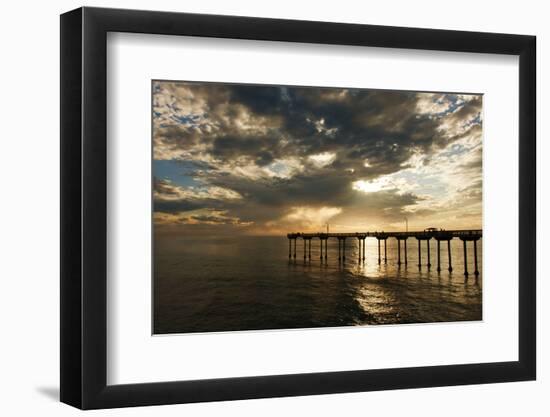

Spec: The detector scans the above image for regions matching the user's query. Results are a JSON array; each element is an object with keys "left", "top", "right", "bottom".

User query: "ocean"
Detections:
[{"left": 153, "top": 235, "right": 482, "bottom": 334}]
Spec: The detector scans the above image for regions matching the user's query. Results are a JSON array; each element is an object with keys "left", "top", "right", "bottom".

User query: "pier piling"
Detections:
[
  {"left": 417, "top": 239, "right": 422, "bottom": 268},
  {"left": 396, "top": 237, "right": 408, "bottom": 267},
  {"left": 474, "top": 239, "right": 479, "bottom": 276},
  {"left": 426, "top": 239, "right": 431, "bottom": 268},
  {"left": 285, "top": 230, "right": 481, "bottom": 273},
  {"left": 437, "top": 240, "right": 441, "bottom": 272},
  {"left": 397, "top": 240, "right": 401, "bottom": 265},
  {"left": 463, "top": 239, "right": 468, "bottom": 276},
  {"left": 342, "top": 238, "right": 346, "bottom": 261},
  {"left": 448, "top": 240, "right": 453, "bottom": 272}
]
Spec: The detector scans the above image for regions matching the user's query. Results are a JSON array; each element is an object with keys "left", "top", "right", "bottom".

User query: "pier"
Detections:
[{"left": 286, "top": 229, "right": 482, "bottom": 276}]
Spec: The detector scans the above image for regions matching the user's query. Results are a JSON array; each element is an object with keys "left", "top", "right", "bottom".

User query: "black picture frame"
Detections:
[{"left": 60, "top": 6, "right": 536, "bottom": 410}]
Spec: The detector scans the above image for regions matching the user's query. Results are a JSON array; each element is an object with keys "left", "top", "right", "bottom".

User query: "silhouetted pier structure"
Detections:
[{"left": 287, "top": 229, "right": 482, "bottom": 276}]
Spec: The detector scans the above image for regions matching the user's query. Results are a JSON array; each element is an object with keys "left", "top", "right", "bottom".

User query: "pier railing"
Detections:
[{"left": 286, "top": 229, "right": 482, "bottom": 276}]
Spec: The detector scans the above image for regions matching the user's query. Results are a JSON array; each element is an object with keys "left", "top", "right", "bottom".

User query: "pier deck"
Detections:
[
  {"left": 286, "top": 229, "right": 482, "bottom": 276},
  {"left": 287, "top": 229, "right": 481, "bottom": 239}
]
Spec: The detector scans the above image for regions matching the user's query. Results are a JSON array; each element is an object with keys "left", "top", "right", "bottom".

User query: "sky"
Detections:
[{"left": 152, "top": 80, "right": 482, "bottom": 236}]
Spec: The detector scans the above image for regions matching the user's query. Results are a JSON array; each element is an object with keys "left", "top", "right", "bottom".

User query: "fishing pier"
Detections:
[{"left": 286, "top": 229, "right": 482, "bottom": 276}]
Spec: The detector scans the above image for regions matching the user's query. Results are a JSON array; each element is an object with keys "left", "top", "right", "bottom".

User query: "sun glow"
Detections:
[
  {"left": 352, "top": 178, "right": 391, "bottom": 193},
  {"left": 308, "top": 152, "right": 336, "bottom": 168}
]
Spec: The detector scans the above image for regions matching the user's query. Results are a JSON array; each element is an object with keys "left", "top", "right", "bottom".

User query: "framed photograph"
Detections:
[{"left": 60, "top": 7, "right": 536, "bottom": 409}]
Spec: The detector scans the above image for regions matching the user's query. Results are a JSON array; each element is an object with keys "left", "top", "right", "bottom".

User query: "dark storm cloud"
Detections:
[
  {"left": 205, "top": 171, "right": 353, "bottom": 207},
  {"left": 154, "top": 199, "right": 205, "bottom": 213},
  {"left": 188, "top": 213, "right": 232, "bottom": 224},
  {"left": 229, "top": 84, "right": 290, "bottom": 114},
  {"left": 153, "top": 81, "right": 482, "bottom": 230},
  {"left": 209, "top": 134, "right": 283, "bottom": 165},
  {"left": 197, "top": 87, "right": 476, "bottom": 178}
]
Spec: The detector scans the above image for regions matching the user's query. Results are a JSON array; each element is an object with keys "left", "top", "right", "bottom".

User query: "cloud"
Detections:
[
  {"left": 273, "top": 206, "right": 343, "bottom": 231},
  {"left": 154, "top": 208, "right": 253, "bottom": 226},
  {"left": 152, "top": 81, "right": 482, "bottom": 232},
  {"left": 308, "top": 152, "right": 337, "bottom": 168},
  {"left": 153, "top": 178, "right": 243, "bottom": 213}
]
